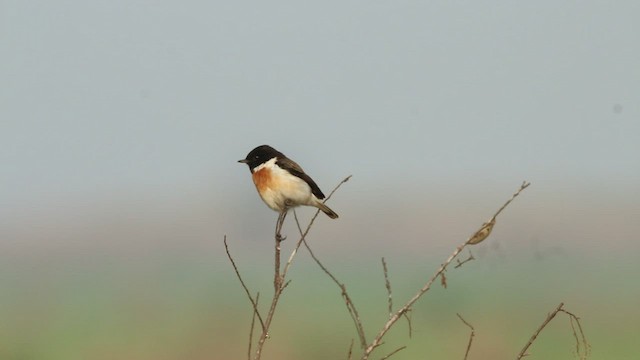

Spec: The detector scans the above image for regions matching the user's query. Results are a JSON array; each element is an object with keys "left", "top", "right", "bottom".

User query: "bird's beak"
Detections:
[{"left": 238, "top": 159, "right": 249, "bottom": 164}]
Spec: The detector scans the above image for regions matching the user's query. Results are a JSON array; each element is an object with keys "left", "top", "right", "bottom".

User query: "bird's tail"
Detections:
[{"left": 316, "top": 201, "right": 339, "bottom": 219}]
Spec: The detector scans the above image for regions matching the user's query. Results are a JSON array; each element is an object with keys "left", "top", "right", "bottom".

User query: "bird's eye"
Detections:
[{"left": 254, "top": 155, "right": 259, "bottom": 159}]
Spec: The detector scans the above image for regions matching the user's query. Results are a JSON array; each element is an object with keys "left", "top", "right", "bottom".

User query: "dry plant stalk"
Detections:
[
  {"left": 346, "top": 339, "right": 354, "bottom": 360},
  {"left": 225, "top": 175, "right": 352, "bottom": 360},
  {"left": 455, "top": 250, "right": 475, "bottom": 269},
  {"left": 457, "top": 313, "right": 475, "bottom": 360},
  {"left": 517, "top": 302, "right": 590, "bottom": 359},
  {"left": 382, "top": 257, "right": 393, "bottom": 317},
  {"left": 247, "top": 292, "right": 260, "bottom": 359},
  {"left": 294, "top": 210, "right": 369, "bottom": 348},
  {"left": 294, "top": 181, "right": 532, "bottom": 359},
  {"left": 228, "top": 180, "right": 590, "bottom": 360},
  {"left": 359, "top": 181, "right": 531, "bottom": 359}
]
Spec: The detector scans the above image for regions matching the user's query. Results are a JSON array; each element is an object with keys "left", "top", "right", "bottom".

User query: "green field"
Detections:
[{"left": 2, "top": 250, "right": 638, "bottom": 360}]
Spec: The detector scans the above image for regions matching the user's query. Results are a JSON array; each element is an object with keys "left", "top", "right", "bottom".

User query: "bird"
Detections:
[{"left": 238, "top": 145, "right": 339, "bottom": 219}]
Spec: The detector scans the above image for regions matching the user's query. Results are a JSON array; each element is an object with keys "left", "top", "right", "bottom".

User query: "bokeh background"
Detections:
[{"left": 2, "top": 1, "right": 639, "bottom": 359}]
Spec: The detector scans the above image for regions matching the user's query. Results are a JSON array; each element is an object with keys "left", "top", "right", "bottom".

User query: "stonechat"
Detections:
[{"left": 238, "top": 145, "right": 339, "bottom": 219}]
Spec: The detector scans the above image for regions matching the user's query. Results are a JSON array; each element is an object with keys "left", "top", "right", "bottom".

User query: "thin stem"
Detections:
[
  {"left": 247, "top": 292, "right": 260, "bottom": 360},
  {"left": 362, "top": 181, "right": 531, "bottom": 359},
  {"left": 223, "top": 236, "right": 266, "bottom": 332},
  {"left": 379, "top": 346, "right": 406, "bottom": 360},
  {"left": 252, "top": 176, "right": 351, "bottom": 360},
  {"left": 516, "top": 302, "right": 565, "bottom": 359},
  {"left": 273, "top": 211, "right": 287, "bottom": 290},
  {"left": 362, "top": 243, "right": 468, "bottom": 358},
  {"left": 457, "top": 313, "right": 475, "bottom": 360},
  {"left": 381, "top": 258, "right": 393, "bottom": 318},
  {"left": 294, "top": 210, "right": 369, "bottom": 349}
]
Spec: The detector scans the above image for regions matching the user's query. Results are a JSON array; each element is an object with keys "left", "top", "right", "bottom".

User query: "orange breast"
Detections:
[{"left": 252, "top": 167, "right": 272, "bottom": 193}]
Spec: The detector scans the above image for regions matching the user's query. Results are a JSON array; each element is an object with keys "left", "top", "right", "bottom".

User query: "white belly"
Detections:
[{"left": 253, "top": 158, "right": 315, "bottom": 211}]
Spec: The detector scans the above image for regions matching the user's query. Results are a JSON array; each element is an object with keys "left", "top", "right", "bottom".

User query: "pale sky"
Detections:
[
  {"left": 0, "top": 7, "right": 640, "bottom": 359},
  {"left": 2, "top": 1, "right": 639, "bottom": 219},
  {"left": 2, "top": 6, "right": 639, "bottom": 359}
]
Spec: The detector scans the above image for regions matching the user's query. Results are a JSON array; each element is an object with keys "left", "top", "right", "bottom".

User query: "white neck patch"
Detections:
[{"left": 252, "top": 157, "right": 278, "bottom": 173}]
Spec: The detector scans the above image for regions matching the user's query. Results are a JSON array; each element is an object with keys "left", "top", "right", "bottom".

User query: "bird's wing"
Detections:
[{"left": 276, "top": 157, "right": 326, "bottom": 199}]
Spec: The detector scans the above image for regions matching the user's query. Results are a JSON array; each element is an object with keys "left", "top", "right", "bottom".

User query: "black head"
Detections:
[{"left": 238, "top": 145, "right": 284, "bottom": 171}]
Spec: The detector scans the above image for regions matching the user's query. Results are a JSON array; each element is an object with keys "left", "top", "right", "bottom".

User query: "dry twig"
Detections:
[
  {"left": 467, "top": 181, "right": 529, "bottom": 245},
  {"left": 517, "top": 302, "right": 565, "bottom": 359},
  {"left": 455, "top": 250, "right": 475, "bottom": 269},
  {"left": 361, "top": 243, "right": 466, "bottom": 358},
  {"left": 563, "top": 308, "right": 590, "bottom": 359},
  {"left": 224, "top": 236, "right": 266, "bottom": 333},
  {"left": 440, "top": 271, "right": 448, "bottom": 288},
  {"left": 379, "top": 346, "right": 407, "bottom": 360},
  {"left": 517, "top": 302, "right": 589, "bottom": 359},
  {"left": 347, "top": 339, "right": 355, "bottom": 360},
  {"left": 229, "top": 179, "right": 532, "bottom": 360},
  {"left": 382, "top": 258, "right": 393, "bottom": 318},
  {"left": 457, "top": 313, "right": 475, "bottom": 360},
  {"left": 361, "top": 181, "right": 531, "bottom": 359},
  {"left": 247, "top": 292, "right": 260, "bottom": 359},
  {"left": 252, "top": 175, "right": 351, "bottom": 360},
  {"left": 273, "top": 211, "right": 287, "bottom": 289},
  {"left": 294, "top": 209, "right": 369, "bottom": 349}
]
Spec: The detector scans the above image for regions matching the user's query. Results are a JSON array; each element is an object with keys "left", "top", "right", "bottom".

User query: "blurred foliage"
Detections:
[{"left": 1, "top": 253, "right": 638, "bottom": 360}]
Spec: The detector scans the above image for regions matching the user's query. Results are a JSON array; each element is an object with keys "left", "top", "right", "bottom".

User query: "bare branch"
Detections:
[
  {"left": 253, "top": 289, "right": 280, "bottom": 359},
  {"left": 517, "top": 303, "right": 589, "bottom": 359},
  {"left": 273, "top": 210, "right": 289, "bottom": 290},
  {"left": 466, "top": 218, "right": 496, "bottom": 245},
  {"left": 232, "top": 178, "right": 533, "bottom": 360},
  {"left": 362, "top": 181, "right": 531, "bottom": 359},
  {"left": 516, "top": 302, "right": 564, "bottom": 359},
  {"left": 379, "top": 346, "right": 407, "bottom": 360},
  {"left": 457, "top": 313, "right": 475, "bottom": 360},
  {"left": 561, "top": 309, "right": 590, "bottom": 359},
  {"left": 455, "top": 250, "right": 475, "bottom": 269},
  {"left": 467, "top": 181, "right": 530, "bottom": 245},
  {"left": 402, "top": 311, "right": 412, "bottom": 339},
  {"left": 281, "top": 175, "right": 352, "bottom": 279},
  {"left": 347, "top": 339, "right": 354, "bottom": 360},
  {"left": 381, "top": 258, "right": 393, "bottom": 318},
  {"left": 362, "top": 243, "right": 467, "bottom": 358},
  {"left": 440, "top": 271, "right": 448, "bottom": 288},
  {"left": 223, "top": 236, "right": 266, "bottom": 333},
  {"left": 253, "top": 217, "right": 293, "bottom": 359},
  {"left": 247, "top": 292, "right": 260, "bottom": 360},
  {"left": 327, "top": 175, "right": 353, "bottom": 199},
  {"left": 252, "top": 176, "right": 351, "bottom": 360},
  {"left": 492, "top": 181, "right": 530, "bottom": 220},
  {"left": 294, "top": 210, "right": 369, "bottom": 349}
]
